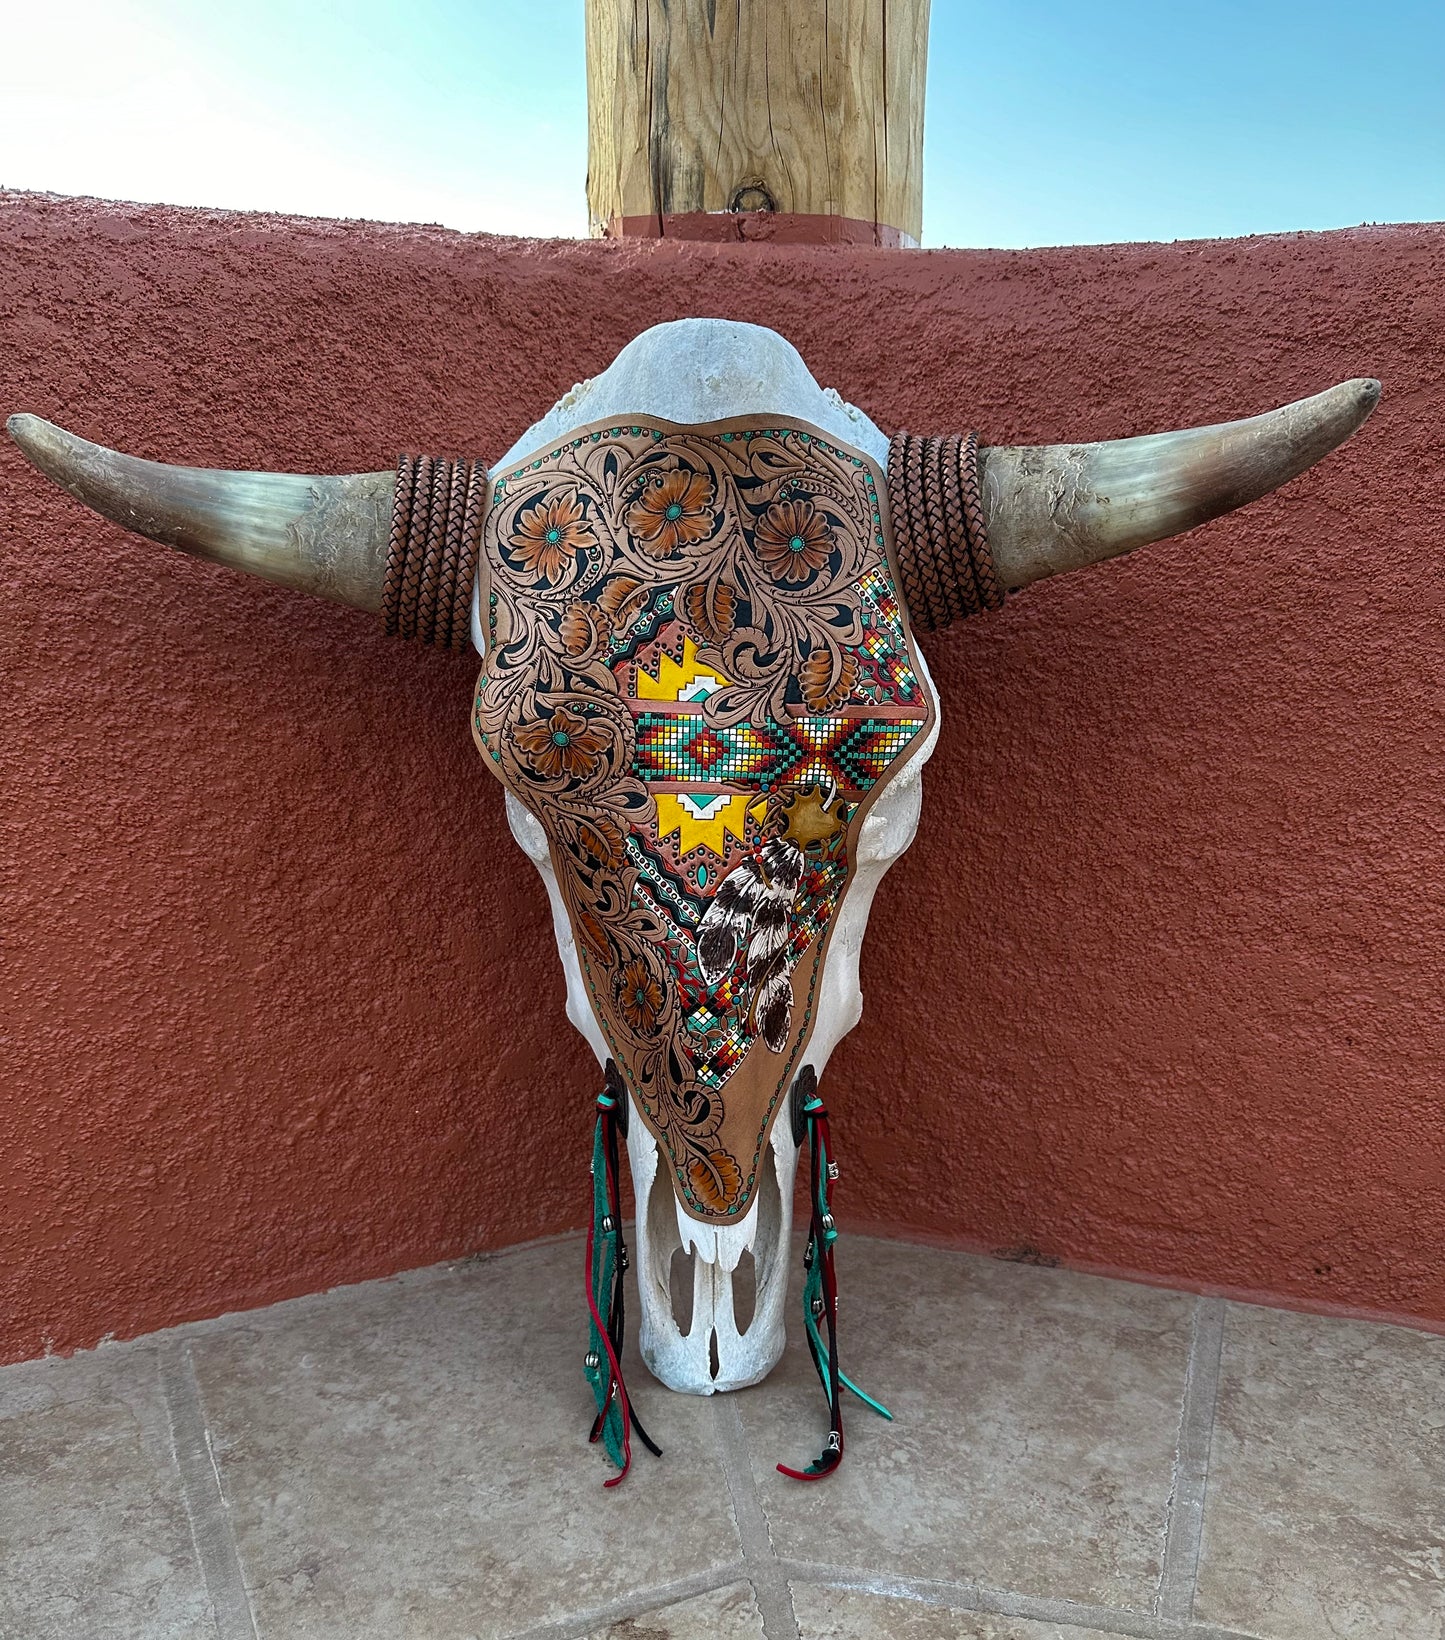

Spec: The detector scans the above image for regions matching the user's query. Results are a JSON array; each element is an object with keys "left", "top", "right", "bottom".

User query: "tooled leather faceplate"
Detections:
[{"left": 472, "top": 414, "right": 937, "bottom": 1224}]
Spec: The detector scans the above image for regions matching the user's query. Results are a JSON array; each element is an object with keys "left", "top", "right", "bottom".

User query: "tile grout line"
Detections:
[
  {"left": 780, "top": 1557, "right": 1261, "bottom": 1640},
  {"left": 717, "top": 1398, "right": 801, "bottom": 1640},
  {"left": 1156, "top": 1296, "right": 1227, "bottom": 1623},
  {"left": 158, "top": 1342, "right": 260, "bottom": 1640},
  {"left": 504, "top": 1562, "right": 749, "bottom": 1640}
]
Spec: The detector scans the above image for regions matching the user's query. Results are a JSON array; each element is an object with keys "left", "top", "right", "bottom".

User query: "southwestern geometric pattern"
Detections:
[
  {"left": 634, "top": 712, "right": 922, "bottom": 793},
  {"left": 472, "top": 416, "right": 937, "bottom": 1223}
]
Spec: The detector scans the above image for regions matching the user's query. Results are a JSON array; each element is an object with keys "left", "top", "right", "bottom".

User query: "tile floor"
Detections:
[{"left": 3, "top": 1236, "right": 1441, "bottom": 1639}]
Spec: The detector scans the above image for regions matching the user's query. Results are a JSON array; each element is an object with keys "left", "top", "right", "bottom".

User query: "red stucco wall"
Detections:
[{"left": 3, "top": 192, "right": 1441, "bottom": 1363}]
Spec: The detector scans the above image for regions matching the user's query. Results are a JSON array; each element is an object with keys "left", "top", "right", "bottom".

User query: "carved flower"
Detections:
[
  {"left": 615, "top": 957, "right": 664, "bottom": 1034},
  {"left": 511, "top": 489, "right": 595, "bottom": 584},
  {"left": 687, "top": 1149, "right": 744, "bottom": 1212},
  {"left": 512, "top": 705, "right": 611, "bottom": 782},
  {"left": 754, "top": 498, "right": 833, "bottom": 584},
  {"left": 627, "top": 469, "right": 715, "bottom": 557}
]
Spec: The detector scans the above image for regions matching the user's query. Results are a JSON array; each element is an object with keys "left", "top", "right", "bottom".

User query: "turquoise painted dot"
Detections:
[
  {"left": 546, "top": 528, "right": 561, "bottom": 544},
  {"left": 722, "top": 432, "right": 733, "bottom": 442},
  {"left": 697, "top": 864, "right": 709, "bottom": 887},
  {"left": 551, "top": 730, "right": 571, "bottom": 747},
  {"left": 666, "top": 503, "right": 683, "bottom": 521},
  {"left": 789, "top": 535, "right": 806, "bottom": 553}
]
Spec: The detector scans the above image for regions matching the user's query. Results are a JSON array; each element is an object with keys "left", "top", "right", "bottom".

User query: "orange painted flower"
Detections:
[
  {"left": 754, "top": 498, "right": 833, "bottom": 584},
  {"left": 512, "top": 705, "right": 611, "bottom": 781},
  {"left": 511, "top": 489, "right": 595, "bottom": 583},
  {"left": 615, "top": 957, "right": 664, "bottom": 1034},
  {"left": 627, "top": 469, "right": 715, "bottom": 557}
]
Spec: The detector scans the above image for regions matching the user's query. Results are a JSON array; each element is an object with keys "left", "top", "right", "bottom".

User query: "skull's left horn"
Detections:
[
  {"left": 982, "top": 377, "right": 1382, "bottom": 588},
  {"left": 7, "top": 414, "right": 393, "bottom": 612},
  {"left": 890, "top": 378, "right": 1381, "bottom": 630}
]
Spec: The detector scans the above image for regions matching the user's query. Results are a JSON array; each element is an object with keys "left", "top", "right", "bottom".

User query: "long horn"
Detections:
[
  {"left": 980, "top": 377, "right": 1381, "bottom": 589},
  {"left": 6, "top": 414, "right": 392, "bottom": 612}
]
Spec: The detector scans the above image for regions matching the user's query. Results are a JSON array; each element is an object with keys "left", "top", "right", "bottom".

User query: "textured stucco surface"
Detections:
[{"left": 2, "top": 191, "right": 1440, "bottom": 1363}]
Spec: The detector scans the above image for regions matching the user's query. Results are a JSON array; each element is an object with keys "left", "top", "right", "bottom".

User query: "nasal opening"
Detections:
[
  {"left": 732, "top": 1249, "right": 757, "bottom": 1336},
  {"left": 669, "top": 1246, "right": 696, "bottom": 1336},
  {"left": 708, "top": 1328, "right": 720, "bottom": 1381}
]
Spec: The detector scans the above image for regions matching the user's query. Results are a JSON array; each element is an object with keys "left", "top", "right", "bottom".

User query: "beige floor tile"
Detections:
[
  {"left": 588, "top": 1581, "right": 764, "bottom": 1637},
  {"left": 1195, "top": 1302, "right": 1445, "bottom": 1640},
  {"left": 737, "top": 1238, "right": 1194, "bottom": 1610},
  {"left": 791, "top": 1584, "right": 1120, "bottom": 1639},
  {"left": 0, "top": 1345, "right": 213, "bottom": 1640},
  {"left": 189, "top": 1241, "right": 743, "bottom": 1640}
]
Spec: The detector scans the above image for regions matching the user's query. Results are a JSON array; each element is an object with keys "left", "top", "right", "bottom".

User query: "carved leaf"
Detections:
[
  {"left": 596, "top": 574, "right": 646, "bottom": 631},
  {"left": 801, "top": 646, "right": 859, "bottom": 713},
  {"left": 683, "top": 579, "right": 738, "bottom": 644},
  {"left": 687, "top": 1149, "right": 744, "bottom": 1212}
]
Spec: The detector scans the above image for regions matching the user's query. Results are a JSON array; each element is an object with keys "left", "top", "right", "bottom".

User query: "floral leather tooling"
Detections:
[{"left": 472, "top": 415, "right": 937, "bottom": 1224}]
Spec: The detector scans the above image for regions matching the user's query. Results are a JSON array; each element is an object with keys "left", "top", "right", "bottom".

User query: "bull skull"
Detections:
[{"left": 10, "top": 319, "right": 1378, "bottom": 1478}]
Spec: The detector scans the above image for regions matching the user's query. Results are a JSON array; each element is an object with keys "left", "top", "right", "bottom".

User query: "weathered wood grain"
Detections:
[{"left": 586, "top": 0, "right": 929, "bottom": 243}]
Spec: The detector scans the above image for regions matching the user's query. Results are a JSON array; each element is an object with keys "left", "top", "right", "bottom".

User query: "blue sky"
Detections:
[{"left": 2, "top": 1, "right": 1440, "bottom": 247}]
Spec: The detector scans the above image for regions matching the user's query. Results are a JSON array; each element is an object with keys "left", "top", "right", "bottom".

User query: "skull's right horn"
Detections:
[{"left": 6, "top": 414, "right": 394, "bottom": 612}]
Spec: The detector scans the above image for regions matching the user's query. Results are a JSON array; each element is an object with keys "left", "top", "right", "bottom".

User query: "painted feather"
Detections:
[
  {"left": 697, "top": 859, "right": 767, "bottom": 985},
  {"left": 697, "top": 837, "right": 804, "bottom": 1053}
]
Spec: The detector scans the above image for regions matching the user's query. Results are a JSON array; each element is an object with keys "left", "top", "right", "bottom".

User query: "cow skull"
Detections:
[
  {"left": 487, "top": 321, "right": 942, "bottom": 1394},
  {"left": 8, "top": 321, "right": 1379, "bottom": 1426}
]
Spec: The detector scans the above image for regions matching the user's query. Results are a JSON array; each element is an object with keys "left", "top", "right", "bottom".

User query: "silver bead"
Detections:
[
  {"left": 584, "top": 1350, "right": 600, "bottom": 1371},
  {"left": 811, "top": 1296, "right": 826, "bottom": 1317},
  {"left": 601, "top": 1215, "right": 614, "bottom": 1234},
  {"left": 827, "top": 1161, "right": 839, "bottom": 1181},
  {"left": 821, "top": 1212, "right": 835, "bottom": 1234}
]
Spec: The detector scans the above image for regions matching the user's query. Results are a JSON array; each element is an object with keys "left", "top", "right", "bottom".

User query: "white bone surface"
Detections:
[{"left": 478, "top": 320, "right": 939, "bottom": 1395}]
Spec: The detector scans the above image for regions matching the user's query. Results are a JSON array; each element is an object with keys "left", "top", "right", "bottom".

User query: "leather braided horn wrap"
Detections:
[
  {"left": 887, "top": 431, "right": 1004, "bottom": 631},
  {"left": 384, "top": 454, "right": 488, "bottom": 648}
]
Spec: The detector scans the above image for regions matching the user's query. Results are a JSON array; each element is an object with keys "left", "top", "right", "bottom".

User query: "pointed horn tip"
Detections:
[
  {"left": 1348, "top": 377, "right": 1382, "bottom": 416},
  {"left": 7, "top": 413, "right": 78, "bottom": 471},
  {"left": 1331, "top": 376, "right": 1382, "bottom": 415},
  {"left": 8, "top": 411, "right": 48, "bottom": 445}
]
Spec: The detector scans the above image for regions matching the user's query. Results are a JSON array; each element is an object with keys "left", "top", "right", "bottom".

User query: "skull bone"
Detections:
[{"left": 484, "top": 319, "right": 940, "bottom": 1394}]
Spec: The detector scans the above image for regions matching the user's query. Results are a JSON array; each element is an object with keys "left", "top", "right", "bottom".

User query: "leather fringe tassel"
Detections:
[
  {"left": 778, "top": 1067, "right": 892, "bottom": 1481},
  {"left": 584, "top": 1061, "right": 661, "bottom": 1486}
]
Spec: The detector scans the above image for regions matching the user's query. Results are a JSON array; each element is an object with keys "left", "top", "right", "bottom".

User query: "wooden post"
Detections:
[{"left": 585, "top": 0, "right": 929, "bottom": 246}]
